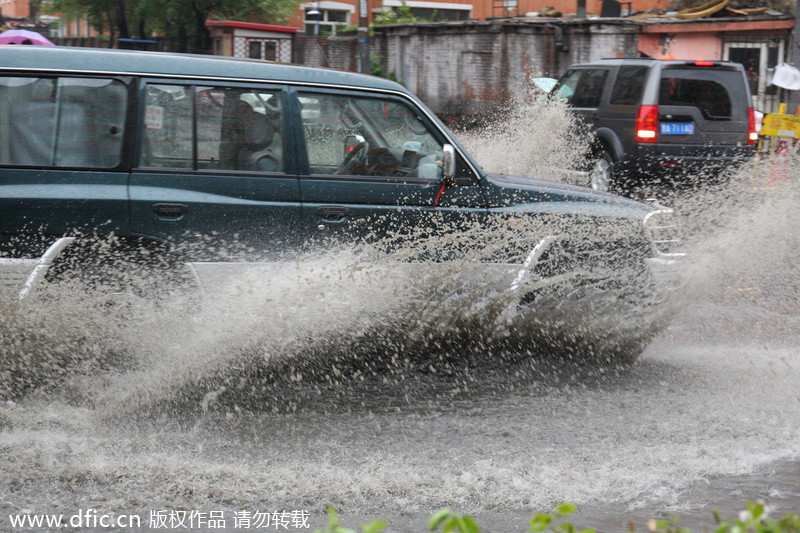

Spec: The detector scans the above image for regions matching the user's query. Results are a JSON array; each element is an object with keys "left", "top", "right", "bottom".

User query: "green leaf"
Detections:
[
  {"left": 362, "top": 520, "right": 388, "bottom": 533},
  {"left": 429, "top": 509, "right": 453, "bottom": 531},
  {"left": 557, "top": 503, "right": 578, "bottom": 516},
  {"left": 459, "top": 516, "right": 480, "bottom": 533},
  {"left": 747, "top": 501, "right": 765, "bottom": 521},
  {"left": 529, "top": 513, "right": 554, "bottom": 533},
  {"left": 327, "top": 505, "right": 339, "bottom": 527}
]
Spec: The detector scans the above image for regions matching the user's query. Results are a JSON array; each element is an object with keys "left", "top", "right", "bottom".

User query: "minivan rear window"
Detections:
[
  {"left": 0, "top": 76, "right": 127, "bottom": 168},
  {"left": 658, "top": 69, "right": 747, "bottom": 120}
]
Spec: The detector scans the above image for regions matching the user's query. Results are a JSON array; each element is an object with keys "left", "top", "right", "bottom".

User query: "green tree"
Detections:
[
  {"left": 371, "top": 0, "right": 441, "bottom": 25},
  {"left": 46, "top": 0, "right": 300, "bottom": 52}
]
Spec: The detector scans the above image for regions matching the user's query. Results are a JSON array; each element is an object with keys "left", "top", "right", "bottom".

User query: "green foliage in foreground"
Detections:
[
  {"left": 314, "top": 505, "right": 388, "bottom": 533},
  {"left": 314, "top": 501, "right": 800, "bottom": 533}
]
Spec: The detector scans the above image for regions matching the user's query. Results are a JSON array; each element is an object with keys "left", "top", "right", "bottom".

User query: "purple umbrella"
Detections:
[{"left": 0, "top": 29, "right": 55, "bottom": 46}]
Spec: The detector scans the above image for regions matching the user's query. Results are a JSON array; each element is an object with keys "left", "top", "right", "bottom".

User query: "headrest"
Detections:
[{"left": 245, "top": 113, "right": 274, "bottom": 146}]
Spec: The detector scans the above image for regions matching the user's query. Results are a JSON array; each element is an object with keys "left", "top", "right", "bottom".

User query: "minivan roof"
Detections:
[{"left": 0, "top": 46, "right": 407, "bottom": 93}]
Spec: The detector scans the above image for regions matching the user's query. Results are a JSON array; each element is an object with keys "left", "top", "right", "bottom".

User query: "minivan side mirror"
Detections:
[
  {"left": 442, "top": 144, "right": 455, "bottom": 180},
  {"left": 434, "top": 144, "right": 457, "bottom": 207}
]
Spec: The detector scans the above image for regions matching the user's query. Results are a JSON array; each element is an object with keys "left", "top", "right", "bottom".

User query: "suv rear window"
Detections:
[{"left": 658, "top": 68, "right": 748, "bottom": 120}]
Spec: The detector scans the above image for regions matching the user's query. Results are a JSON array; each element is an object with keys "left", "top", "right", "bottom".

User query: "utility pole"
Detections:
[
  {"left": 788, "top": 3, "right": 800, "bottom": 113},
  {"left": 358, "top": 0, "right": 369, "bottom": 74}
]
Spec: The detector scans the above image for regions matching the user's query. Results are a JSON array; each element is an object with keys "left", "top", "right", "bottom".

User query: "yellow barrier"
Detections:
[
  {"left": 754, "top": 104, "right": 798, "bottom": 189},
  {"left": 761, "top": 113, "right": 800, "bottom": 139}
]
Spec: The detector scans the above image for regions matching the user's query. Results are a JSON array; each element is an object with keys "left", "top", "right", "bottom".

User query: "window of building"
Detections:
[
  {"left": 248, "top": 41, "right": 262, "bottom": 59},
  {"left": 379, "top": 0, "right": 472, "bottom": 21},
  {"left": 724, "top": 40, "right": 785, "bottom": 113},
  {"left": 394, "top": 6, "right": 470, "bottom": 21},
  {"left": 247, "top": 40, "right": 279, "bottom": 61},
  {"left": 304, "top": 8, "right": 351, "bottom": 35}
]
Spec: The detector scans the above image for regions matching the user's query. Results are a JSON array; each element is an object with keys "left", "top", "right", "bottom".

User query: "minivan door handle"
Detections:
[
  {"left": 316, "top": 206, "right": 350, "bottom": 223},
  {"left": 152, "top": 203, "right": 188, "bottom": 218}
]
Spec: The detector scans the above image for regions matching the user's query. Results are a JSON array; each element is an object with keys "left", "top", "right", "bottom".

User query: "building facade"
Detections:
[
  {"left": 290, "top": 0, "right": 675, "bottom": 34},
  {"left": 207, "top": 21, "right": 297, "bottom": 62},
  {"left": 365, "top": 14, "right": 797, "bottom": 117}
]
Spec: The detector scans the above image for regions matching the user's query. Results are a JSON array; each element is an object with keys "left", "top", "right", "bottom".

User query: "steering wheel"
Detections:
[{"left": 335, "top": 140, "right": 368, "bottom": 175}]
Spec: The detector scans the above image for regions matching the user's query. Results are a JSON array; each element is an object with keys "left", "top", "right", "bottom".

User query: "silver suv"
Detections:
[{"left": 553, "top": 58, "right": 757, "bottom": 193}]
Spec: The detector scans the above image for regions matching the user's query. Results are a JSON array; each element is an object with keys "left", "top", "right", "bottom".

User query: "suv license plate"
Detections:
[{"left": 660, "top": 122, "right": 694, "bottom": 135}]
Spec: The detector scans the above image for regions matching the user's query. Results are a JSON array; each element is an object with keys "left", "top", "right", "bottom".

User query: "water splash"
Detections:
[{"left": 1, "top": 95, "right": 799, "bottom": 527}]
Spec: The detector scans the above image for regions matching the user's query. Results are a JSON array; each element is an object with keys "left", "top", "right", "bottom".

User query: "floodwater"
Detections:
[{"left": 1, "top": 93, "right": 799, "bottom": 532}]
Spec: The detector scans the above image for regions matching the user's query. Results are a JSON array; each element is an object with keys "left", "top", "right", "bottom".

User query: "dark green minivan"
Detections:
[{"left": 0, "top": 47, "right": 681, "bottom": 361}]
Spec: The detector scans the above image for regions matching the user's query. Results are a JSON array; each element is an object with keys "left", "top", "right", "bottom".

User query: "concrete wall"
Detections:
[
  {"left": 293, "top": 35, "right": 360, "bottom": 72},
  {"left": 377, "top": 22, "right": 559, "bottom": 117},
  {"left": 371, "top": 20, "right": 640, "bottom": 118},
  {"left": 292, "top": 18, "right": 794, "bottom": 118},
  {"left": 293, "top": 20, "right": 642, "bottom": 117}
]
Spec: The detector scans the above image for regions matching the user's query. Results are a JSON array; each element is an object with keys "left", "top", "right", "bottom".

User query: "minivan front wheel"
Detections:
[
  {"left": 43, "top": 237, "right": 199, "bottom": 311},
  {"left": 589, "top": 150, "right": 615, "bottom": 192}
]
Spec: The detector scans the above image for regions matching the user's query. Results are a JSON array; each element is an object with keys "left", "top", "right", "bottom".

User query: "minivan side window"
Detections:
[
  {"left": 571, "top": 69, "right": 609, "bottom": 108},
  {"left": 140, "top": 84, "right": 285, "bottom": 172},
  {"left": 0, "top": 76, "right": 127, "bottom": 168},
  {"left": 298, "top": 91, "right": 444, "bottom": 179},
  {"left": 610, "top": 66, "right": 648, "bottom": 105}
]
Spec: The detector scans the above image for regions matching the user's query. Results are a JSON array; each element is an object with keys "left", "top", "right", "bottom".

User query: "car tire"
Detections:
[
  {"left": 518, "top": 238, "right": 663, "bottom": 366},
  {"left": 43, "top": 237, "right": 199, "bottom": 310},
  {"left": 589, "top": 149, "right": 616, "bottom": 193}
]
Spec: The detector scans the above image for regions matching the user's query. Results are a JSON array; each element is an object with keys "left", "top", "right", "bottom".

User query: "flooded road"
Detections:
[
  {"left": 2, "top": 283, "right": 799, "bottom": 532},
  {"left": 2, "top": 96, "right": 799, "bottom": 532}
]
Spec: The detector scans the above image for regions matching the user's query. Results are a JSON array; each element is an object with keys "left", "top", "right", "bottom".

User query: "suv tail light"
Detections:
[
  {"left": 747, "top": 107, "right": 757, "bottom": 145},
  {"left": 636, "top": 105, "right": 659, "bottom": 143}
]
